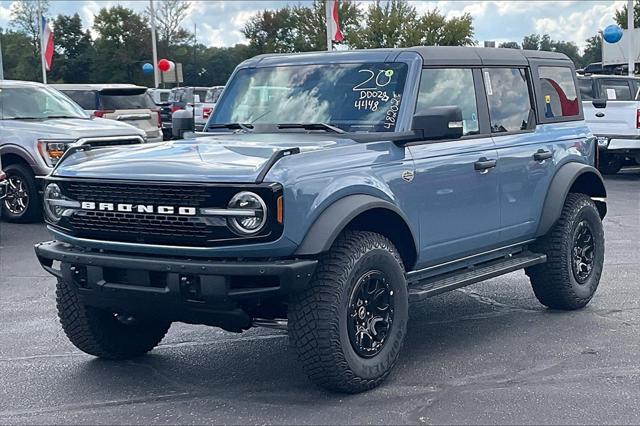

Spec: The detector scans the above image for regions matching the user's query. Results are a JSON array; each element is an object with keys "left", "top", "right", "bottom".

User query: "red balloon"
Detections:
[{"left": 158, "top": 59, "right": 170, "bottom": 72}]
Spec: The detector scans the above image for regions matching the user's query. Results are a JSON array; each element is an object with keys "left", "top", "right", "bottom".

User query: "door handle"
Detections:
[
  {"left": 595, "top": 112, "right": 605, "bottom": 118},
  {"left": 474, "top": 157, "right": 497, "bottom": 172},
  {"left": 533, "top": 149, "right": 553, "bottom": 162}
]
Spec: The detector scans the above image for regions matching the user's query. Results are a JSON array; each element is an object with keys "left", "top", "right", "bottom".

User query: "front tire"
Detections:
[
  {"left": 526, "top": 193, "right": 604, "bottom": 310},
  {"left": 288, "top": 231, "right": 408, "bottom": 393},
  {"left": 1, "top": 163, "right": 42, "bottom": 223},
  {"left": 56, "top": 278, "right": 171, "bottom": 359}
]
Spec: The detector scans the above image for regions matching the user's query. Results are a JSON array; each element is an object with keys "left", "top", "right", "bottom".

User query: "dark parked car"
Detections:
[{"left": 36, "top": 47, "right": 606, "bottom": 393}]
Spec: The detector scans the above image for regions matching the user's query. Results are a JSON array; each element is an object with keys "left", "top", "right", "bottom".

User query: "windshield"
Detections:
[
  {"left": 0, "top": 86, "right": 89, "bottom": 119},
  {"left": 211, "top": 62, "right": 409, "bottom": 132}
]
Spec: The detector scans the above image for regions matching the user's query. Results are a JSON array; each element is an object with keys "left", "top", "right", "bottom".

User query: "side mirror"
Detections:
[
  {"left": 411, "top": 106, "right": 463, "bottom": 141},
  {"left": 592, "top": 99, "right": 607, "bottom": 109}
]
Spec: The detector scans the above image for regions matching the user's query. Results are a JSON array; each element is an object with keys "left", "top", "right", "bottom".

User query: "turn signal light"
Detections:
[
  {"left": 277, "top": 196, "right": 283, "bottom": 224},
  {"left": 203, "top": 107, "right": 213, "bottom": 119},
  {"left": 636, "top": 109, "right": 640, "bottom": 129}
]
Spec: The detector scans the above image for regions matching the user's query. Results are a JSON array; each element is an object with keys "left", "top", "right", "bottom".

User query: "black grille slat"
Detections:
[{"left": 55, "top": 180, "right": 282, "bottom": 247}]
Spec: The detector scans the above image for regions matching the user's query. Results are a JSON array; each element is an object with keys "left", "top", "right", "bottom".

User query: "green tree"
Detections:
[
  {"left": 0, "top": 30, "right": 38, "bottom": 80},
  {"left": 582, "top": 34, "right": 602, "bottom": 66},
  {"left": 615, "top": 0, "right": 640, "bottom": 29},
  {"left": 93, "top": 6, "right": 152, "bottom": 83},
  {"left": 350, "top": 0, "right": 419, "bottom": 48},
  {"left": 9, "top": 0, "right": 50, "bottom": 81},
  {"left": 49, "top": 13, "right": 94, "bottom": 83},
  {"left": 499, "top": 41, "right": 520, "bottom": 49},
  {"left": 242, "top": 8, "right": 297, "bottom": 53}
]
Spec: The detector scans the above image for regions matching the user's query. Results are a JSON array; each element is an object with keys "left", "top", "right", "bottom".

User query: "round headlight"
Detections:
[
  {"left": 227, "top": 191, "right": 267, "bottom": 235},
  {"left": 43, "top": 183, "right": 78, "bottom": 222},
  {"left": 44, "top": 183, "right": 64, "bottom": 222}
]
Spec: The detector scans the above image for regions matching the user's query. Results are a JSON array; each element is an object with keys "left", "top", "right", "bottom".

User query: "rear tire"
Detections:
[
  {"left": 56, "top": 278, "right": 170, "bottom": 359},
  {"left": 288, "top": 231, "right": 408, "bottom": 393},
  {"left": 597, "top": 153, "right": 623, "bottom": 175},
  {"left": 1, "top": 163, "right": 42, "bottom": 223},
  {"left": 526, "top": 193, "right": 604, "bottom": 310}
]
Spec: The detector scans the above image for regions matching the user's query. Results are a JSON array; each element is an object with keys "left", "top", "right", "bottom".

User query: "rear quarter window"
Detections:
[
  {"left": 599, "top": 79, "right": 632, "bottom": 101},
  {"left": 61, "top": 90, "right": 97, "bottom": 110},
  {"left": 537, "top": 66, "right": 579, "bottom": 118}
]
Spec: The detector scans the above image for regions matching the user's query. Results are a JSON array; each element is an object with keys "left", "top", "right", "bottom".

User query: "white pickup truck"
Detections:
[{"left": 579, "top": 74, "right": 640, "bottom": 174}]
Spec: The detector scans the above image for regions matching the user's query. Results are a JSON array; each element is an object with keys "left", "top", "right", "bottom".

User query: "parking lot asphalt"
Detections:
[{"left": 1, "top": 170, "right": 640, "bottom": 425}]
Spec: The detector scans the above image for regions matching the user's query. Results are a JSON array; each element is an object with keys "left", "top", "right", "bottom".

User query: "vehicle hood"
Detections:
[
  {"left": 52, "top": 133, "right": 356, "bottom": 183},
  {"left": 4, "top": 117, "right": 144, "bottom": 139}
]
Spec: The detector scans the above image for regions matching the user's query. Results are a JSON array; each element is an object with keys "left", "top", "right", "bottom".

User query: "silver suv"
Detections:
[{"left": 0, "top": 80, "right": 146, "bottom": 222}]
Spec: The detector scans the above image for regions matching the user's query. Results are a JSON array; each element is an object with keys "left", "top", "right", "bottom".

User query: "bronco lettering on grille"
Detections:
[{"left": 80, "top": 201, "right": 196, "bottom": 216}]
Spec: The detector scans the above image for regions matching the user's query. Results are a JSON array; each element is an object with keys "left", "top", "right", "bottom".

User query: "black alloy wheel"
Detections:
[{"left": 347, "top": 270, "right": 395, "bottom": 358}]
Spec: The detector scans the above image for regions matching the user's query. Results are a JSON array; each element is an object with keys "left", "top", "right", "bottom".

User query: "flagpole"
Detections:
[
  {"left": 149, "top": 0, "right": 160, "bottom": 88},
  {"left": 38, "top": 1, "right": 47, "bottom": 84},
  {"left": 0, "top": 30, "right": 4, "bottom": 80},
  {"left": 325, "top": 0, "right": 332, "bottom": 51}
]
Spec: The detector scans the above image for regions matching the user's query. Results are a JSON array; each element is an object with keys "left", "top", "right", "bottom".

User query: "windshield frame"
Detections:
[
  {"left": 208, "top": 54, "right": 422, "bottom": 135},
  {"left": 0, "top": 85, "right": 90, "bottom": 120}
]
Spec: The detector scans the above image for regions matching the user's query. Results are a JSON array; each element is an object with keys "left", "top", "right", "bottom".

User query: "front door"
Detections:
[{"left": 409, "top": 67, "right": 500, "bottom": 267}]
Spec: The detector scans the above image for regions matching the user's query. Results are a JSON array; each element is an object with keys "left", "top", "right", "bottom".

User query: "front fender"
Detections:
[
  {"left": 295, "top": 193, "right": 418, "bottom": 256},
  {"left": 536, "top": 162, "right": 606, "bottom": 236}
]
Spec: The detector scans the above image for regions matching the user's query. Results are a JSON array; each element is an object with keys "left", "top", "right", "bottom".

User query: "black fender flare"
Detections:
[
  {"left": 295, "top": 194, "right": 418, "bottom": 256},
  {"left": 536, "top": 162, "right": 607, "bottom": 236}
]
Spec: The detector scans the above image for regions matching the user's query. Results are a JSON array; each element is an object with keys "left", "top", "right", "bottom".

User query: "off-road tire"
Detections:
[
  {"left": 1, "top": 163, "right": 42, "bottom": 223},
  {"left": 56, "top": 278, "right": 171, "bottom": 359},
  {"left": 288, "top": 231, "right": 408, "bottom": 393},
  {"left": 597, "top": 153, "right": 623, "bottom": 175},
  {"left": 526, "top": 193, "right": 604, "bottom": 310}
]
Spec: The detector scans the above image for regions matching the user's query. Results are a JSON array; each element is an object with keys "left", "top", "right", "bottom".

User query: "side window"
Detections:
[
  {"left": 483, "top": 68, "right": 532, "bottom": 133},
  {"left": 538, "top": 66, "right": 579, "bottom": 118},
  {"left": 416, "top": 68, "right": 479, "bottom": 136},
  {"left": 578, "top": 78, "right": 594, "bottom": 101},
  {"left": 600, "top": 79, "right": 632, "bottom": 100}
]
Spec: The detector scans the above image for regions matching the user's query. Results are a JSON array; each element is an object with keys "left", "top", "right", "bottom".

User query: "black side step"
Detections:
[{"left": 408, "top": 252, "right": 546, "bottom": 302}]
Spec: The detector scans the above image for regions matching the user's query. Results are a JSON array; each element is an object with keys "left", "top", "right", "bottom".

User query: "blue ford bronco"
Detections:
[{"left": 35, "top": 47, "right": 607, "bottom": 393}]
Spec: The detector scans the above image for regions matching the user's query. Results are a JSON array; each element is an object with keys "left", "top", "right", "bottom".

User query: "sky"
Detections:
[{"left": 0, "top": 1, "right": 629, "bottom": 53}]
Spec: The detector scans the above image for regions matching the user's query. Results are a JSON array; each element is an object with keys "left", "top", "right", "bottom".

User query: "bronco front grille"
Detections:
[{"left": 53, "top": 180, "right": 282, "bottom": 247}]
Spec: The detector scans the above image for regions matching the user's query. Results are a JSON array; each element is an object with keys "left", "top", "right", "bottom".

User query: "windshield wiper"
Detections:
[
  {"left": 277, "top": 123, "right": 345, "bottom": 134},
  {"left": 207, "top": 123, "right": 254, "bottom": 132},
  {"left": 4, "top": 116, "right": 45, "bottom": 120},
  {"left": 45, "top": 115, "right": 85, "bottom": 119}
]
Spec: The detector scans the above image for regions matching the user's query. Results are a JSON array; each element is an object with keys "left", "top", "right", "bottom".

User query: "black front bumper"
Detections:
[{"left": 35, "top": 241, "right": 317, "bottom": 331}]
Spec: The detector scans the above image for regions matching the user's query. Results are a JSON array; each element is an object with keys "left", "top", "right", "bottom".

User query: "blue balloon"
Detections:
[
  {"left": 603, "top": 24, "right": 623, "bottom": 44},
  {"left": 142, "top": 63, "right": 154, "bottom": 74}
]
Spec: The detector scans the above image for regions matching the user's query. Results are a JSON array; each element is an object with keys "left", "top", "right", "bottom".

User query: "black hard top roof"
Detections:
[
  {"left": 408, "top": 46, "right": 570, "bottom": 66},
  {"left": 243, "top": 46, "right": 572, "bottom": 68}
]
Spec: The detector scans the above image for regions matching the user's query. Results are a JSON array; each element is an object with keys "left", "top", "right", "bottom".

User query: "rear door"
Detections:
[{"left": 586, "top": 78, "right": 639, "bottom": 137}]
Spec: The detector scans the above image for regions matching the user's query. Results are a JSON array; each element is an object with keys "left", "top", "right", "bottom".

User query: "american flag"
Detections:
[{"left": 41, "top": 15, "right": 54, "bottom": 71}]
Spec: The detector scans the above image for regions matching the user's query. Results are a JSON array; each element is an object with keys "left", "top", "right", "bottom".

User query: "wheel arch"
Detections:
[
  {"left": 536, "top": 162, "right": 607, "bottom": 237},
  {"left": 294, "top": 194, "right": 418, "bottom": 270},
  {"left": 0, "top": 146, "right": 36, "bottom": 172}
]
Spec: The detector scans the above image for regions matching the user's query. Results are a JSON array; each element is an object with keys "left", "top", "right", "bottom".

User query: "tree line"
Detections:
[{"left": 0, "top": 0, "right": 636, "bottom": 87}]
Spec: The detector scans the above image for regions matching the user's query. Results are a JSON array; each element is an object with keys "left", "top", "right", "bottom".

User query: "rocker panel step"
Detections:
[{"left": 408, "top": 252, "right": 546, "bottom": 302}]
